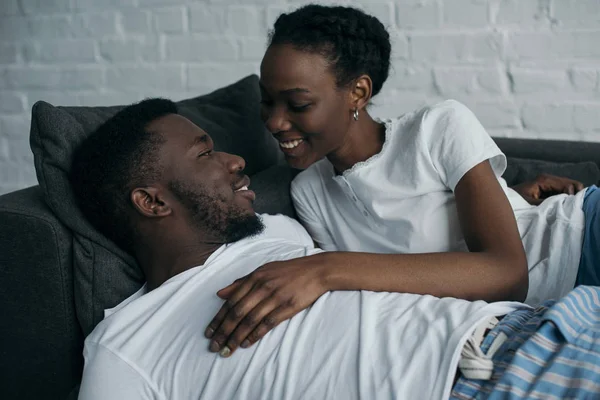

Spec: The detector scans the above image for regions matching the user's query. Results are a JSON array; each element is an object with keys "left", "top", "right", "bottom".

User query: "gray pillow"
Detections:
[
  {"left": 29, "top": 75, "right": 281, "bottom": 336},
  {"left": 504, "top": 157, "right": 600, "bottom": 187}
]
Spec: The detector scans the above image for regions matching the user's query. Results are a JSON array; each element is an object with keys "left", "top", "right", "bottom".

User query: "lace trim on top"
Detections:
[{"left": 329, "top": 118, "right": 395, "bottom": 178}]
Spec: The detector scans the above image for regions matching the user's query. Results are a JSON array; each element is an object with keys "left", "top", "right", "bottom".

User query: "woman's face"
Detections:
[{"left": 260, "top": 44, "right": 354, "bottom": 170}]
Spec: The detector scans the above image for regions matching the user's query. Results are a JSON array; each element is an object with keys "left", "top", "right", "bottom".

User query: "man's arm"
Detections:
[
  {"left": 79, "top": 343, "right": 160, "bottom": 400},
  {"left": 511, "top": 174, "right": 585, "bottom": 205}
]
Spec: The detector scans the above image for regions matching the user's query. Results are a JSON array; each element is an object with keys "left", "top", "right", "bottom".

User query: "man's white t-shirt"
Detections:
[
  {"left": 78, "top": 214, "right": 521, "bottom": 400},
  {"left": 291, "top": 100, "right": 586, "bottom": 305}
]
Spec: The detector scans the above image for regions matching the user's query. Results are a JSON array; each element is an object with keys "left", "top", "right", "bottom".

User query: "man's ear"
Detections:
[
  {"left": 131, "top": 187, "right": 172, "bottom": 218},
  {"left": 349, "top": 74, "right": 373, "bottom": 111}
]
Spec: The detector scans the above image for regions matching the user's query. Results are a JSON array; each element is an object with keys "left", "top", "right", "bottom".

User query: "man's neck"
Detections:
[{"left": 134, "top": 238, "right": 223, "bottom": 291}]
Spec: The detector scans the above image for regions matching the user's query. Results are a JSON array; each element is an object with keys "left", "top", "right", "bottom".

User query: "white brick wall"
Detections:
[{"left": 1, "top": 0, "right": 600, "bottom": 194}]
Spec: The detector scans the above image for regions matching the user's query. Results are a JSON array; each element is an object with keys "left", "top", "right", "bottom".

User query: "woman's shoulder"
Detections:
[
  {"left": 290, "top": 158, "right": 332, "bottom": 194},
  {"left": 386, "top": 99, "right": 479, "bottom": 145},
  {"left": 392, "top": 99, "right": 473, "bottom": 124}
]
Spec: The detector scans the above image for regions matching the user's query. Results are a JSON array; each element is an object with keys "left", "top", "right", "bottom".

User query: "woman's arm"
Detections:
[
  {"left": 323, "top": 160, "right": 528, "bottom": 302},
  {"left": 204, "top": 160, "right": 528, "bottom": 357}
]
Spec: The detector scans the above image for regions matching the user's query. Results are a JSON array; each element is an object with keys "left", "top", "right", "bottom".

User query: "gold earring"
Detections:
[{"left": 353, "top": 108, "right": 359, "bottom": 121}]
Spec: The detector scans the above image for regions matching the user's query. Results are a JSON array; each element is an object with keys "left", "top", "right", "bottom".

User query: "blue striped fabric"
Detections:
[{"left": 451, "top": 285, "right": 600, "bottom": 399}]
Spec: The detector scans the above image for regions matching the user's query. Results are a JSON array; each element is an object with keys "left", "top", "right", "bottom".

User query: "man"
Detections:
[{"left": 73, "top": 99, "right": 600, "bottom": 399}]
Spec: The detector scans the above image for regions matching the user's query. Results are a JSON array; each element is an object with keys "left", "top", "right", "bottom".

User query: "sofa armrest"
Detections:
[{"left": 0, "top": 186, "right": 83, "bottom": 400}]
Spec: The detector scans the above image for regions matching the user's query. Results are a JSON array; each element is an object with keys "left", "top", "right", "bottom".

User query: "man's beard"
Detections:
[{"left": 169, "top": 180, "right": 264, "bottom": 243}]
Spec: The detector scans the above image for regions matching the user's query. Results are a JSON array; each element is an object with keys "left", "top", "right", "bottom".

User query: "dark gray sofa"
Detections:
[{"left": 2, "top": 78, "right": 600, "bottom": 399}]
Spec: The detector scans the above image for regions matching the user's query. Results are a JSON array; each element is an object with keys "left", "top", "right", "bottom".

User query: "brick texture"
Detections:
[{"left": 1, "top": 0, "right": 600, "bottom": 194}]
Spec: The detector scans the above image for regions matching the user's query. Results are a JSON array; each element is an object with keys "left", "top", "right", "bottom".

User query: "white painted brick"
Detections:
[
  {"left": 0, "top": 138, "right": 9, "bottom": 161},
  {"left": 0, "top": 92, "right": 26, "bottom": 113},
  {"left": 188, "top": 63, "right": 259, "bottom": 92},
  {"left": 6, "top": 135, "right": 34, "bottom": 163},
  {"left": 72, "top": 12, "right": 119, "bottom": 37},
  {"left": 0, "top": 17, "right": 31, "bottom": 41},
  {"left": 77, "top": 92, "right": 143, "bottom": 107},
  {"left": 0, "top": 44, "right": 19, "bottom": 64},
  {"left": 509, "top": 68, "right": 568, "bottom": 93},
  {"left": 19, "top": 164, "right": 38, "bottom": 187},
  {"left": 397, "top": 0, "right": 440, "bottom": 29},
  {"left": 106, "top": 65, "right": 185, "bottom": 91},
  {"left": 570, "top": 68, "right": 598, "bottom": 92},
  {"left": 0, "top": 115, "right": 31, "bottom": 138},
  {"left": 3, "top": 67, "right": 61, "bottom": 89},
  {"left": 260, "top": 0, "right": 310, "bottom": 4},
  {"left": 24, "top": 39, "right": 97, "bottom": 64},
  {"left": 137, "top": 0, "right": 188, "bottom": 6},
  {"left": 0, "top": 0, "right": 19, "bottom": 16},
  {"left": 189, "top": 5, "right": 227, "bottom": 33},
  {"left": 266, "top": 5, "right": 296, "bottom": 29},
  {"left": 60, "top": 67, "right": 104, "bottom": 90},
  {"left": 574, "top": 105, "right": 600, "bottom": 132},
  {"left": 74, "top": 0, "right": 135, "bottom": 10},
  {"left": 27, "top": 15, "right": 73, "bottom": 38},
  {"left": 369, "top": 89, "right": 434, "bottom": 119},
  {"left": 164, "top": 36, "right": 238, "bottom": 62},
  {"left": 386, "top": 65, "right": 433, "bottom": 91},
  {"left": 153, "top": 7, "right": 187, "bottom": 34},
  {"left": 20, "top": 0, "right": 72, "bottom": 15},
  {"left": 99, "top": 37, "right": 160, "bottom": 63},
  {"left": 434, "top": 66, "right": 506, "bottom": 95},
  {"left": 3, "top": 0, "right": 600, "bottom": 195},
  {"left": 389, "top": 30, "right": 410, "bottom": 60},
  {"left": 552, "top": 0, "right": 600, "bottom": 28},
  {"left": 0, "top": 162, "right": 22, "bottom": 186},
  {"left": 443, "top": 0, "right": 489, "bottom": 27},
  {"left": 120, "top": 9, "right": 151, "bottom": 34},
  {"left": 228, "top": 6, "right": 266, "bottom": 36},
  {"left": 468, "top": 101, "right": 520, "bottom": 129},
  {"left": 359, "top": 2, "right": 394, "bottom": 28},
  {"left": 239, "top": 37, "right": 268, "bottom": 61},
  {"left": 522, "top": 104, "right": 573, "bottom": 131},
  {"left": 507, "top": 32, "right": 600, "bottom": 60},
  {"left": 493, "top": 0, "right": 542, "bottom": 25},
  {"left": 411, "top": 32, "right": 502, "bottom": 61},
  {"left": 27, "top": 91, "right": 79, "bottom": 106}
]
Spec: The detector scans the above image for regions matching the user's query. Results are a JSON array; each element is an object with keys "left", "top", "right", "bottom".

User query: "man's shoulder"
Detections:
[{"left": 256, "top": 213, "right": 315, "bottom": 248}]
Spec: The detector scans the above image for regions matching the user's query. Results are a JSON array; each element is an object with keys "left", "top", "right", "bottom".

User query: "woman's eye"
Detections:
[
  {"left": 198, "top": 151, "right": 212, "bottom": 158},
  {"left": 289, "top": 103, "right": 311, "bottom": 112}
]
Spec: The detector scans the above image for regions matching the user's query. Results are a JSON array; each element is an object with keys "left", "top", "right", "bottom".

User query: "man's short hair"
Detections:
[{"left": 70, "top": 98, "right": 177, "bottom": 253}]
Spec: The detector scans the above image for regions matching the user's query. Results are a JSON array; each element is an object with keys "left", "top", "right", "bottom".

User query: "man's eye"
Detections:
[{"left": 198, "top": 151, "right": 212, "bottom": 158}]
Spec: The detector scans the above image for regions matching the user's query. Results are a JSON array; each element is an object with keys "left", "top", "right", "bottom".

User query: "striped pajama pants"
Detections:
[{"left": 451, "top": 285, "right": 600, "bottom": 399}]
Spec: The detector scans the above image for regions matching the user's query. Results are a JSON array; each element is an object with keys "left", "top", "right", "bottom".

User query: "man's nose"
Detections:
[{"left": 222, "top": 152, "right": 245, "bottom": 173}]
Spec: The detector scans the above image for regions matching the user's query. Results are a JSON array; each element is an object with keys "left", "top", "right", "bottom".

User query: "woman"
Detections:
[{"left": 205, "top": 4, "right": 594, "bottom": 357}]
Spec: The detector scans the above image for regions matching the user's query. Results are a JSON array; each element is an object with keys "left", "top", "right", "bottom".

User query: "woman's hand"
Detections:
[
  {"left": 204, "top": 253, "right": 331, "bottom": 357},
  {"left": 512, "top": 174, "right": 584, "bottom": 205}
]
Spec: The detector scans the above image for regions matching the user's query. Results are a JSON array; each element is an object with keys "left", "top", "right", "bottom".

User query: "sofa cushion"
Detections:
[
  {"left": 504, "top": 157, "right": 600, "bottom": 187},
  {"left": 29, "top": 75, "right": 281, "bottom": 336}
]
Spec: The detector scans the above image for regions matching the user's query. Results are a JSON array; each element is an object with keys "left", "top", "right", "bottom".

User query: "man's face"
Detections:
[{"left": 148, "top": 114, "right": 264, "bottom": 242}]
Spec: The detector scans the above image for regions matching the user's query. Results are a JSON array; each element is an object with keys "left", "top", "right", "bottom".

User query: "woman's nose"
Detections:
[{"left": 263, "top": 106, "right": 291, "bottom": 134}]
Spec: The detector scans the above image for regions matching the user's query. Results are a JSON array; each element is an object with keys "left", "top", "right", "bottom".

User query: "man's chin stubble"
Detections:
[{"left": 223, "top": 213, "right": 265, "bottom": 243}]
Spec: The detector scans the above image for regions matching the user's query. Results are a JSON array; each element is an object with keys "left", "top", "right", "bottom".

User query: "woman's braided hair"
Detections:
[{"left": 268, "top": 4, "right": 391, "bottom": 96}]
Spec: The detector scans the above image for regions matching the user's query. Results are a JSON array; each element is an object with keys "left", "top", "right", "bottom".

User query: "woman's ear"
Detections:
[
  {"left": 350, "top": 74, "right": 373, "bottom": 111},
  {"left": 131, "top": 187, "right": 172, "bottom": 218}
]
